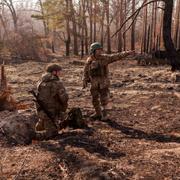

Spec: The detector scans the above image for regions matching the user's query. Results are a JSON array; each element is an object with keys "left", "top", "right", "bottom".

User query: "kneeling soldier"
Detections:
[
  {"left": 35, "top": 64, "right": 68, "bottom": 140},
  {"left": 83, "top": 42, "right": 134, "bottom": 120}
]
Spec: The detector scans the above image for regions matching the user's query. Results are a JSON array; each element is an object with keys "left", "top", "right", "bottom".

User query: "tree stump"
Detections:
[{"left": 0, "top": 64, "right": 17, "bottom": 111}]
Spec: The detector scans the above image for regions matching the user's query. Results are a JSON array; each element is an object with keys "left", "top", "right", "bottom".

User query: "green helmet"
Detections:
[
  {"left": 90, "top": 42, "right": 103, "bottom": 54},
  {"left": 46, "top": 64, "right": 62, "bottom": 73}
]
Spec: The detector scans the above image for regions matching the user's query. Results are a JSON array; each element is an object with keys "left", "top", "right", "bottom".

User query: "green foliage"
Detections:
[
  {"left": 43, "top": 0, "right": 66, "bottom": 30},
  {"left": 32, "top": 0, "right": 66, "bottom": 30}
]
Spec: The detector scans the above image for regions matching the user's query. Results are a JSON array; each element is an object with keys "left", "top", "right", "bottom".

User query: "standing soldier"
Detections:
[
  {"left": 35, "top": 64, "right": 68, "bottom": 140},
  {"left": 83, "top": 42, "right": 134, "bottom": 120}
]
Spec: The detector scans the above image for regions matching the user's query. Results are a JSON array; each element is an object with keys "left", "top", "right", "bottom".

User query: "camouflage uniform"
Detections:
[
  {"left": 83, "top": 51, "right": 133, "bottom": 119},
  {"left": 35, "top": 72, "right": 68, "bottom": 140}
]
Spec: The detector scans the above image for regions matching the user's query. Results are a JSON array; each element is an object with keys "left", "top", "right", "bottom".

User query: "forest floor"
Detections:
[{"left": 0, "top": 56, "right": 180, "bottom": 180}]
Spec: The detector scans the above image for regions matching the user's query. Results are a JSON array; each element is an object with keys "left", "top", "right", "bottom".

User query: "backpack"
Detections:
[{"left": 66, "top": 108, "right": 85, "bottom": 128}]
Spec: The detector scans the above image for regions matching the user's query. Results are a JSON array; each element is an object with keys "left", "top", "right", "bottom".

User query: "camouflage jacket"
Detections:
[
  {"left": 36, "top": 73, "right": 68, "bottom": 117},
  {"left": 83, "top": 52, "right": 132, "bottom": 89}
]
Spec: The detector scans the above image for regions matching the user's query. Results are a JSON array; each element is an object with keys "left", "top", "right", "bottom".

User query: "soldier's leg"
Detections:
[
  {"left": 35, "top": 111, "right": 45, "bottom": 132},
  {"left": 43, "top": 118, "right": 58, "bottom": 139},
  {"left": 90, "top": 88, "right": 102, "bottom": 119},
  {"left": 35, "top": 119, "right": 45, "bottom": 131},
  {"left": 35, "top": 119, "right": 58, "bottom": 140},
  {"left": 100, "top": 88, "right": 110, "bottom": 119},
  {"left": 35, "top": 112, "right": 58, "bottom": 140}
]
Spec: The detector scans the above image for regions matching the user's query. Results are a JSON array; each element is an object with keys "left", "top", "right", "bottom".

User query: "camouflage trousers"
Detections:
[
  {"left": 90, "top": 87, "right": 110, "bottom": 115},
  {"left": 35, "top": 111, "right": 64, "bottom": 140}
]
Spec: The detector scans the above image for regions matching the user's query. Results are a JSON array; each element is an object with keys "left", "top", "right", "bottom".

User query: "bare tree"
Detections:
[
  {"left": 1, "top": 0, "right": 18, "bottom": 32},
  {"left": 93, "top": 0, "right": 97, "bottom": 42},
  {"left": 70, "top": 0, "right": 78, "bottom": 55},
  {"left": 65, "top": 0, "right": 71, "bottom": 56},
  {"left": 105, "top": 0, "right": 111, "bottom": 53},
  {"left": 38, "top": 0, "right": 49, "bottom": 37},
  {"left": 131, "top": 0, "right": 136, "bottom": 50},
  {"left": 112, "top": 0, "right": 180, "bottom": 70},
  {"left": 174, "top": 0, "right": 180, "bottom": 48},
  {"left": 117, "top": 0, "right": 123, "bottom": 52}
]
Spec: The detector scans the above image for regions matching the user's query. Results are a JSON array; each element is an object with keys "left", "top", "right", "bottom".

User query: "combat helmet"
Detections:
[
  {"left": 90, "top": 42, "right": 103, "bottom": 54},
  {"left": 46, "top": 64, "right": 62, "bottom": 73}
]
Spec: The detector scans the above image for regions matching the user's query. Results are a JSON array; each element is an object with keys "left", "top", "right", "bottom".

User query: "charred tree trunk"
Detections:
[
  {"left": 106, "top": 0, "right": 111, "bottom": 53},
  {"left": 153, "top": 2, "right": 157, "bottom": 50},
  {"left": 118, "top": 0, "right": 123, "bottom": 52},
  {"left": 150, "top": 2, "right": 155, "bottom": 52},
  {"left": 65, "top": 0, "right": 71, "bottom": 56},
  {"left": 158, "top": 8, "right": 164, "bottom": 50},
  {"left": 70, "top": 0, "right": 78, "bottom": 55},
  {"left": 80, "top": 0, "right": 85, "bottom": 58},
  {"left": 146, "top": 25, "right": 151, "bottom": 53},
  {"left": 84, "top": 1, "right": 88, "bottom": 55},
  {"left": 141, "top": 3, "right": 148, "bottom": 53},
  {"left": 100, "top": 3, "right": 105, "bottom": 47},
  {"left": 178, "top": 28, "right": 180, "bottom": 49},
  {"left": 93, "top": 1, "right": 97, "bottom": 42},
  {"left": 174, "top": 0, "right": 180, "bottom": 48},
  {"left": 131, "top": 0, "right": 136, "bottom": 50},
  {"left": 123, "top": 0, "right": 127, "bottom": 51},
  {"left": 163, "top": 0, "right": 180, "bottom": 71},
  {"left": 88, "top": 0, "right": 93, "bottom": 45}
]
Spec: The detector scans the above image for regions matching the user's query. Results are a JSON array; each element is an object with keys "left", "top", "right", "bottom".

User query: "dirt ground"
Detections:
[{"left": 0, "top": 57, "right": 180, "bottom": 180}]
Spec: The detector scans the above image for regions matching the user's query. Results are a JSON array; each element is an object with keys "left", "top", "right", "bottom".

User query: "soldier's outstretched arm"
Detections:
[{"left": 100, "top": 50, "right": 135, "bottom": 65}]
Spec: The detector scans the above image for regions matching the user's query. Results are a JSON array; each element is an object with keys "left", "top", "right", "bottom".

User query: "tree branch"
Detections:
[
  {"left": 122, "top": 7, "right": 140, "bottom": 37},
  {"left": 157, "top": 6, "right": 165, "bottom": 10},
  {"left": 111, "top": 0, "right": 164, "bottom": 38}
]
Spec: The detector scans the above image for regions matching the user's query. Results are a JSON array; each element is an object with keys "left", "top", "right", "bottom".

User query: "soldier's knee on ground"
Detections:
[
  {"left": 35, "top": 129, "right": 58, "bottom": 141},
  {"left": 46, "top": 129, "right": 58, "bottom": 138},
  {"left": 44, "top": 118, "right": 57, "bottom": 131},
  {"left": 35, "top": 118, "right": 58, "bottom": 139}
]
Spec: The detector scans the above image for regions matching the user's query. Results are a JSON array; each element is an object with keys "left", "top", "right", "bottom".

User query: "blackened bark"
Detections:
[
  {"left": 65, "top": 0, "right": 71, "bottom": 56},
  {"left": 163, "top": 0, "right": 180, "bottom": 71},
  {"left": 70, "top": 0, "right": 78, "bottom": 56},
  {"left": 118, "top": 0, "right": 123, "bottom": 52},
  {"left": 131, "top": 0, "right": 136, "bottom": 50},
  {"left": 106, "top": 0, "right": 111, "bottom": 53}
]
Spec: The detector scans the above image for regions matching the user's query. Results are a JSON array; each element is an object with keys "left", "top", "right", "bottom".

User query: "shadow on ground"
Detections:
[
  {"left": 38, "top": 127, "right": 128, "bottom": 179},
  {"left": 102, "top": 119, "right": 180, "bottom": 143},
  {"left": 40, "top": 127, "right": 126, "bottom": 159}
]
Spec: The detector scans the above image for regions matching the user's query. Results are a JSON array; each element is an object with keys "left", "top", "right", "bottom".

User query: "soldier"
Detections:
[
  {"left": 35, "top": 64, "right": 68, "bottom": 140},
  {"left": 83, "top": 42, "right": 134, "bottom": 120}
]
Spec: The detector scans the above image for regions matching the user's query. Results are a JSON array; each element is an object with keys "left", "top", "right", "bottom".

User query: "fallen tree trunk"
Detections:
[{"left": 0, "top": 111, "right": 37, "bottom": 145}]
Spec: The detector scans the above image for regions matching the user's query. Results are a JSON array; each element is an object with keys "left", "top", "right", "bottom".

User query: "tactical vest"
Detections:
[
  {"left": 89, "top": 60, "right": 108, "bottom": 78},
  {"left": 36, "top": 78, "right": 60, "bottom": 117}
]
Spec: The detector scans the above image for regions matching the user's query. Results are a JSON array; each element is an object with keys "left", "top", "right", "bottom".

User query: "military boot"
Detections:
[
  {"left": 101, "top": 109, "right": 108, "bottom": 120},
  {"left": 90, "top": 107, "right": 102, "bottom": 120}
]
